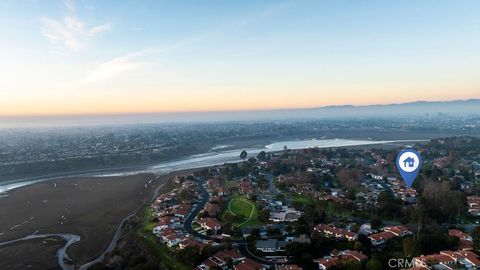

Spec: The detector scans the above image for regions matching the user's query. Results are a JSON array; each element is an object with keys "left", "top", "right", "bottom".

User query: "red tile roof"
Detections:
[
  {"left": 207, "top": 178, "right": 221, "bottom": 187},
  {"left": 458, "top": 239, "right": 474, "bottom": 250},
  {"left": 214, "top": 249, "right": 244, "bottom": 261},
  {"left": 368, "top": 231, "right": 396, "bottom": 241},
  {"left": 448, "top": 229, "right": 470, "bottom": 240},
  {"left": 174, "top": 204, "right": 191, "bottom": 216},
  {"left": 158, "top": 216, "right": 171, "bottom": 225},
  {"left": 181, "top": 238, "right": 206, "bottom": 250},
  {"left": 234, "top": 258, "right": 264, "bottom": 270},
  {"left": 383, "top": 225, "right": 410, "bottom": 236},
  {"left": 159, "top": 228, "right": 176, "bottom": 238},
  {"left": 314, "top": 224, "right": 357, "bottom": 239},
  {"left": 202, "top": 259, "right": 217, "bottom": 268},
  {"left": 205, "top": 203, "right": 221, "bottom": 216},
  {"left": 198, "top": 217, "right": 222, "bottom": 230},
  {"left": 342, "top": 250, "right": 368, "bottom": 262},
  {"left": 440, "top": 250, "right": 480, "bottom": 266},
  {"left": 315, "top": 257, "right": 339, "bottom": 269},
  {"left": 415, "top": 254, "right": 456, "bottom": 265}
]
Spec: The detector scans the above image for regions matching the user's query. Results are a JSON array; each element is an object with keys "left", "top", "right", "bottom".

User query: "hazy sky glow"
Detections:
[{"left": 1, "top": 0, "right": 480, "bottom": 116}]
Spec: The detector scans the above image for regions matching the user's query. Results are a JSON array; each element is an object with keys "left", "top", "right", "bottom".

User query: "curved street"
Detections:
[
  {"left": 183, "top": 179, "right": 276, "bottom": 266},
  {"left": 183, "top": 180, "right": 211, "bottom": 240}
]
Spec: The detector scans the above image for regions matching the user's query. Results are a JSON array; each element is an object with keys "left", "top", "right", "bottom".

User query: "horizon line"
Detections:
[{"left": 1, "top": 98, "right": 477, "bottom": 119}]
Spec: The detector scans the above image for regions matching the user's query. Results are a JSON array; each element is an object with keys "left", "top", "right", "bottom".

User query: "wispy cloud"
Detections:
[
  {"left": 40, "top": 1, "right": 111, "bottom": 52},
  {"left": 64, "top": 0, "right": 75, "bottom": 12},
  {"left": 83, "top": 54, "right": 142, "bottom": 83},
  {"left": 83, "top": 1, "right": 291, "bottom": 84},
  {"left": 40, "top": 17, "right": 83, "bottom": 52},
  {"left": 83, "top": 47, "right": 179, "bottom": 83},
  {"left": 89, "top": 23, "right": 111, "bottom": 36},
  {"left": 228, "top": 0, "right": 292, "bottom": 28}
]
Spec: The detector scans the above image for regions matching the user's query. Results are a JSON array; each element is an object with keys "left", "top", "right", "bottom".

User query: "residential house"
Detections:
[
  {"left": 234, "top": 258, "right": 266, "bottom": 270},
  {"left": 414, "top": 250, "right": 480, "bottom": 269},
  {"left": 449, "top": 229, "right": 473, "bottom": 250},
  {"left": 368, "top": 231, "right": 396, "bottom": 246},
  {"left": 179, "top": 238, "right": 206, "bottom": 250},
  {"left": 173, "top": 204, "right": 191, "bottom": 219},
  {"left": 255, "top": 239, "right": 287, "bottom": 253},
  {"left": 316, "top": 257, "right": 339, "bottom": 270},
  {"left": 218, "top": 186, "right": 228, "bottom": 196},
  {"left": 314, "top": 224, "right": 358, "bottom": 241},
  {"left": 240, "top": 180, "right": 254, "bottom": 198},
  {"left": 158, "top": 228, "right": 184, "bottom": 247},
  {"left": 207, "top": 178, "right": 221, "bottom": 189},
  {"left": 383, "top": 225, "right": 412, "bottom": 237},
  {"left": 286, "top": 234, "right": 311, "bottom": 244},
  {"left": 212, "top": 249, "right": 246, "bottom": 264},
  {"left": 316, "top": 250, "right": 367, "bottom": 270},
  {"left": 468, "top": 196, "right": 480, "bottom": 216},
  {"left": 198, "top": 217, "right": 222, "bottom": 232},
  {"left": 204, "top": 203, "right": 221, "bottom": 217}
]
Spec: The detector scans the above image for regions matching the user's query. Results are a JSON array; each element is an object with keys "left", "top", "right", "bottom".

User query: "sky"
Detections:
[{"left": 0, "top": 0, "right": 480, "bottom": 117}]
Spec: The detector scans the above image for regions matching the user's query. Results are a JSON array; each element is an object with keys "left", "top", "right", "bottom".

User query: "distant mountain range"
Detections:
[
  {"left": 1, "top": 99, "right": 479, "bottom": 128},
  {"left": 290, "top": 99, "right": 480, "bottom": 118},
  {"left": 196, "top": 99, "right": 480, "bottom": 120}
]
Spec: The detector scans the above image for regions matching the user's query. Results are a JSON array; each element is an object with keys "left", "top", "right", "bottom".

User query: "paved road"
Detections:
[
  {"left": 183, "top": 180, "right": 211, "bottom": 240},
  {"left": 238, "top": 243, "right": 276, "bottom": 266},
  {"left": 183, "top": 180, "right": 277, "bottom": 266}
]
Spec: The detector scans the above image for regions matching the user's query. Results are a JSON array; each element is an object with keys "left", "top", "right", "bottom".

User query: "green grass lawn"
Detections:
[
  {"left": 291, "top": 193, "right": 316, "bottom": 205},
  {"left": 223, "top": 193, "right": 259, "bottom": 228},
  {"left": 136, "top": 206, "right": 190, "bottom": 270}
]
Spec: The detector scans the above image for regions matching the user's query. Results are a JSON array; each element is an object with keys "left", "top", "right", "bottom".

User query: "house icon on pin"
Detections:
[{"left": 403, "top": 157, "right": 415, "bottom": 168}]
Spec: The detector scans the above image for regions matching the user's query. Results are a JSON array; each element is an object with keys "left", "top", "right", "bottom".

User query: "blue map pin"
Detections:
[{"left": 396, "top": 149, "right": 422, "bottom": 188}]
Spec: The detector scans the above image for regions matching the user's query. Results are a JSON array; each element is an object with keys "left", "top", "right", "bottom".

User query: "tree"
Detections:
[
  {"left": 302, "top": 204, "right": 326, "bottom": 227},
  {"left": 371, "top": 217, "right": 383, "bottom": 230},
  {"left": 421, "top": 180, "right": 466, "bottom": 223},
  {"left": 354, "top": 241, "right": 363, "bottom": 251},
  {"left": 256, "top": 151, "right": 267, "bottom": 161},
  {"left": 403, "top": 237, "right": 415, "bottom": 257},
  {"left": 472, "top": 226, "right": 480, "bottom": 252},
  {"left": 341, "top": 260, "right": 362, "bottom": 270},
  {"left": 257, "top": 177, "right": 269, "bottom": 190},
  {"left": 258, "top": 208, "right": 270, "bottom": 223},
  {"left": 365, "top": 258, "right": 383, "bottom": 270},
  {"left": 414, "top": 228, "right": 459, "bottom": 255},
  {"left": 223, "top": 211, "right": 237, "bottom": 224},
  {"left": 337, "top": 168, "right": 362, "bottom": 190},
  {"left": 176, "top": 246, "right": 201, "bottom": 267},
  {"left": 350, "top": 223, "right": 360, "bottom": 233},
  {"left": 240, "top": 150, "right": 248, "bottom": 161},
  {"left": 377, "top": 191, "right": 402, "bottom": 218},
  {"left": 250, "top": 228, "right": 261, "bottom": 239}
]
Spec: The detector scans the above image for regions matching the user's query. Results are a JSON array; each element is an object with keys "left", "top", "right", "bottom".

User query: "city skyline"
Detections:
[{"left": 1, "top": 0, "right": 480, "bottom": 116}]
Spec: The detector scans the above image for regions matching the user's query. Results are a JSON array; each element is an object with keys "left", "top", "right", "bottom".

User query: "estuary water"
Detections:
[{"left": 0, "top": 138, "right": 422, "bottom": 193}]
